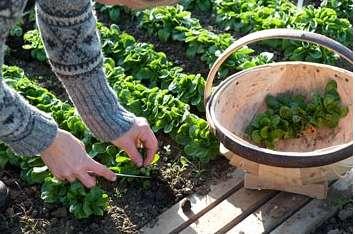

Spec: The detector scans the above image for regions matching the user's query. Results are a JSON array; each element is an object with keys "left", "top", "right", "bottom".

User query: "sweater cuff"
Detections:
[
  {"left": 59, "top": 66, "right": 135, "bottom": 142},
  {"left": 36, "top": 0, "right": 135, "bottom": 142},
  {"left": 2, "top": 110, "right": 58, "bottom": 156}
]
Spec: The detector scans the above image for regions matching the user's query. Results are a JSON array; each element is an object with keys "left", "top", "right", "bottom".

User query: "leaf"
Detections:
[
  {"left": 92, "top": 143, "right": 106, "bottom": 154},
  {"left": 325, "top": 79, "right": 337, "bottom": 92},
  {"left": 109, "top": 8, "right": 121, "bottom": 22},
  {"left": 163, "top": 121, "right": 174, "bottom": 133},
  {"left": 251, "top": 130, "right": 262, "bottom": 144},
  {"left": 260, "top": 126, "right": 269, "bottom": 139},
  {"left": 158, "top": 28, "right": 171, "bottom": 42},
  {"left": 279, "top": 106, "right": 292, "bottom": 119},
  {"left": 186, "top": 45, "right": 198, "bottom": 58}
]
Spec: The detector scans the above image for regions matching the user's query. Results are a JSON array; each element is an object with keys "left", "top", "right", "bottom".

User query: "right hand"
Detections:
[{"left": 40, "top": 129, "right": 116, "bottom": 188}]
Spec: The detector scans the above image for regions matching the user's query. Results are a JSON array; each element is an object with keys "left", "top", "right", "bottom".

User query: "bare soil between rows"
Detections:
[{"left": 1, "top": 1, "right": 353, "bottom": 233}]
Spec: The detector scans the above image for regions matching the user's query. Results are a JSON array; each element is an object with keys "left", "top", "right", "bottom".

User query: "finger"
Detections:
[
  {"left": 65, "top": 175, "right": 76, "bottom": 183},
  {"left": 54, "top": 175, "right": 65, "bottom": 182},
  {"left": 140, "top": 131, "right": 158, "bottom": 166},
  {"left": 76, "top": 172, "right": 96, "bottom": 188},
  {"left": 124, "top": 142, "right": 144, "bottom": 167},
  {"left": 87, "top": 160, "right": 117, "bottom": 182}
]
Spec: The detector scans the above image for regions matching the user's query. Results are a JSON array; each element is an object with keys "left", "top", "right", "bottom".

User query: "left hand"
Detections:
[{"left": 112, "top": 117, "right": 158, "bottom": 167}]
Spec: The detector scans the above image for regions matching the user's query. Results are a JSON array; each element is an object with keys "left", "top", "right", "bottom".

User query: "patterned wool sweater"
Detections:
[{"left": 0, "top": 0, "right": 135, "bottom": 156}]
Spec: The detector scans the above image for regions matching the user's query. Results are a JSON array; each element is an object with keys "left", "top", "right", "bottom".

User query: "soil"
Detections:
[
  {"left": 313, "top": 202, "right": 353, "bottom": 234},
  {"left": 3, "top": 43, "right": 235, "bottom": 233},
  {"left": 0, "top": 132, "right": 234, "bottom": 234},
  {"left": 2, "top": 12, "right": 235, "bottom": 231},
  {"left": 1, "top": 1, "right": 352, "bottom": 233},
  {"left": 97, "top": 11, "right": 211, "bottom": 77}
]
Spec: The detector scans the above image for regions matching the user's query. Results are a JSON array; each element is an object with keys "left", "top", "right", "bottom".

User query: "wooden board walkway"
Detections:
[{"left": 141, "top": 169, "right": 352, "bottom": 234}]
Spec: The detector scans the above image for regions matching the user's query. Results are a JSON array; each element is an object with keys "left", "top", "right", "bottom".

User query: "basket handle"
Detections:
[{"left": 204, "top": 29, "right": 353, "bottom": 105}]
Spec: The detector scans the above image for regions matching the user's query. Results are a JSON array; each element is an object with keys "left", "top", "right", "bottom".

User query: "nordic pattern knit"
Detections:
[{"left": 0, "top": 0, "right": 135, "bottom": 156}]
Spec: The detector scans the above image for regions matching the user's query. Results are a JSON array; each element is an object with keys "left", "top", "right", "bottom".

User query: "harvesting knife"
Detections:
[{"left": 114, "top": 173, "right": 151, "bottom": 179}]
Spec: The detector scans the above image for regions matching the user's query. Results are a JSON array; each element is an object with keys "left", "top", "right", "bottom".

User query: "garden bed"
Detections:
[{"left": 0, "top": 0, "right": 352, "bottom": 233}]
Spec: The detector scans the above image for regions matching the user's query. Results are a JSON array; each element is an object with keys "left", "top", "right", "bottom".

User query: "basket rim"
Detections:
[{"left": 207, "top": 61, "right": 353, "bottom": 168}]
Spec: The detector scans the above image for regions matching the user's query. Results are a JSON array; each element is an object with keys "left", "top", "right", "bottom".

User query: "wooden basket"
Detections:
[{"left": 204, "top": 29, "right": 353, "bottom": 199}]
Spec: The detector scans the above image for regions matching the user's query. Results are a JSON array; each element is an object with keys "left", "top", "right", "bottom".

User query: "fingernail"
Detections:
[{"left": 112, "top": 174, "right": 117, "bottom": 181}]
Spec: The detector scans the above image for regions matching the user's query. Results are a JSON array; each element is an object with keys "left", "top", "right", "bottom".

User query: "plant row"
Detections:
[
  {"left": 112, "top": 1, "right": 351, "bottom": 65},
  {"left": 104, "top": 59, "right": 219, "bottom": 162},
  {"left": 23, "top": 24, "right": 207, "bottom": 111},
  {"left": 22, "top": 28, "right": 220, "bottom": 160},
  {"left": 97, "top": 4, "right": 273, "bottom": 77},
  {"left": 213, "top": 0, "right": 352, "bottom": 63},
  {"left": 1, "top": 65, "right": 156, "bottom": 219},
  {"left": 136, "top": 5, "right": 274, "bottom": 77},
  {"left": 1, "top": 59, "right": 220, "bottom": 215}
]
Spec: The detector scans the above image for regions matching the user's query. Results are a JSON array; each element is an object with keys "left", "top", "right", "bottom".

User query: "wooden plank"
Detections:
[
  {"left": 141, "top": 169, "right": 245, "bottom": 234},
  {"left": 179, "top": 188, "right": 278, "bottom": 234},
  {"left": 245, "top": 173, "right": 328, "bottom": 199},
  {"left": 226, "top": 192, "right": 312, "bottom": 234},
  {"left": 271, "top": 170, "right": 353, "bottom": 234}
]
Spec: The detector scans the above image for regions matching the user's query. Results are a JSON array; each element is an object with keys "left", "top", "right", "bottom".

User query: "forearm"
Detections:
[
  {"left": 36, "top": 0, "right": 135, "bottom": 142},
  {"left": 0, "top": 0, "right": 58, "bottom": 156},
  {"left": 0, "top": 81, "right": 58, "bottom": 155}
]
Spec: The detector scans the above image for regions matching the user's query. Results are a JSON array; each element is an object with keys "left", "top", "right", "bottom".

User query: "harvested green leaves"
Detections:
[{"left": 246, "top": 80, "right": 349, "bottom": 149}]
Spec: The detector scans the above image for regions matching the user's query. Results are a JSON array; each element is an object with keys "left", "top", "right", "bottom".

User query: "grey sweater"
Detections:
[{"left": 0, "top": 0, "right": 135, "bottom": 156}]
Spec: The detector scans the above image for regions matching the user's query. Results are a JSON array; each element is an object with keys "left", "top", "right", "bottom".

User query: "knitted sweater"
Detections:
[{"left": 0, "top": 0, "right": 135, "bottom": 156}]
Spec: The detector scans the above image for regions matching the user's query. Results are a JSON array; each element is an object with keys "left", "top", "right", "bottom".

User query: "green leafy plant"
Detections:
[
  {"left": 321, "top": 0, "right": 353, "bottom": 21},
  {"left": 23, "top": 30, "right": 47, "bottom": 62},
  {"left": 137, "top": 5, "right": 273, "bottom": 77},
  {"left": 180, "top": 0, "right": 213, "bottom": 12},
  {"left": 213, "top": 0, "right": 352, "bottom": 64},
  {"left": 41, "top": 178, "right": 109, "bottom": 219},
  {"left": 104, "top": 61, "right": 219, "bottom": 162},
  {"left": 1, "top": 65, "right": 162, "bottom": 219},
  {"left": 246, "top": 80, "right": 348, "bottom": 148},
  {"left": 9, "top": 23, "right": 23, "bottom": 38},
  {"left": 23, "top": 25, "right": 207, "bottom": 111},
  {"left": 18, "top": 27, "right": 220, "bottom": 162},
  {"left": 96, "top": 4, "right": 122, "bottom": 22}
]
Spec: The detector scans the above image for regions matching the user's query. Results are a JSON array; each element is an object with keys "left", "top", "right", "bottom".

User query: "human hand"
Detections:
[
  {"left": 112, "top": 117, "right": 158, "bottom": 167},
  {"left": 41, "top": 129, "right": 116, "bottom": 188}
]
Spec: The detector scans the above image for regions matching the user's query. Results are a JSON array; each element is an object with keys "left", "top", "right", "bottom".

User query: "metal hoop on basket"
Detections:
[
  {"left": 205, "top": 29, "right": 353, "bottom": 168},
  {"left": 204, "top": 29, "right": 353, "bottom": 104}
]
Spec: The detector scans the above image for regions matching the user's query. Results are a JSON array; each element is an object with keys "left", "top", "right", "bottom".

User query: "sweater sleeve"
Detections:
[
  {"left": 35, "top": 0, "right": 135, "bottom": 142},
  {"left": 0, "top": 0, "right": 58, "bottom": 156}
]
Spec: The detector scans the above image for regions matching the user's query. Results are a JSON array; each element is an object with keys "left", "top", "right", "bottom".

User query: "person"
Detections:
[{"left": 0, "top": 0, "right": 177, "bottom": 210}]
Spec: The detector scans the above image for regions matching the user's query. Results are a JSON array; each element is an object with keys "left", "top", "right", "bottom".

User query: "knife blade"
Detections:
[{"left": 114, "top": 173, "right": 151, "bottom": 179}]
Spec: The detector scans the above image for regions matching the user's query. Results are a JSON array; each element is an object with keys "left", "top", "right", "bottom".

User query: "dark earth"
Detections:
[{"left": 1, "top": 0, "right": 353, "bottom": 233}]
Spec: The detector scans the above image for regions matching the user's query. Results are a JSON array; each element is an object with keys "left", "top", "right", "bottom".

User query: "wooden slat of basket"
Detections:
[
  {"left": 225, "top": 192, "right": 312, "bottom": 233},
  {"left": 245, "top": 173, "right": 328, "bottom": 199},
  {"left": 180, "top": 189, "right": 278, "bottom": 234},
  {"left": 141, "top": 170, "right": 244, "bottom": 234},
  {"left": 270, "top": 170, "right": 353, "bottom": 234}
]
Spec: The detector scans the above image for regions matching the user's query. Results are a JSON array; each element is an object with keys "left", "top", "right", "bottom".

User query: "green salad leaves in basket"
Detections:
[{"left": 246, "top": 80, "right": 349, "bottom": 149}]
